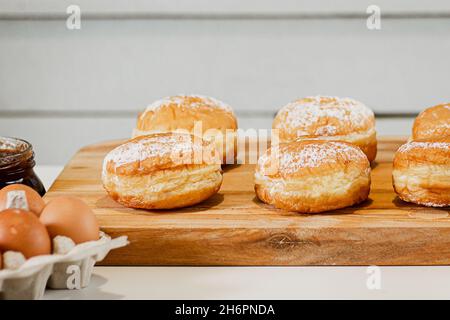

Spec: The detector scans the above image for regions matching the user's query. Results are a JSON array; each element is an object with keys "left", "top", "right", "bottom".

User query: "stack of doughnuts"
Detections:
[
  {"left": 272, "top": 96, "right": 377, "bottom": 162},
  {"left": 104, "top": 94, "right": 375, "bottom": 213},
  {"left": 102, "top": 94, "right": 447, "bottom": 213},
  {"left": 104, "top": 94, "right": 235, "bottom": 210},
  {"left": 133, "top": 95, "right": 238, "bottom": 164},
  {"left": 392, "top": 103, "right": 450, "bottom": 207},
  {"left": 254, "top": 95, "right": 375, "bottom": 213}
]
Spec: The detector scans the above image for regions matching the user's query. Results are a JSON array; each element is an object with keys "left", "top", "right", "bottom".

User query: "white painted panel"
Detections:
[
  {"left": 2, "top": 0, "right": 450, "bottom": 16},
  {"left": 0, "top": 117, "right": 135, "bottom": 166},
  {"left": 376, "top": 117, "right": 414, "bottom": 136},
  {"left": 1, "top": 116, "right": 413, "bottom": 165},
  {"left": 0, "top": 18, "right": 449, "bottom": 114}
]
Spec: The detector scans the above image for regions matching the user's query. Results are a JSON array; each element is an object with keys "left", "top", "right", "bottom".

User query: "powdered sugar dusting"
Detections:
[
  {"left": 103, "top": 134, "right": 207, "bottom": 170},
  {"left": 422, "top": 123, "right": 450, "bottom": 136},
  {"left": 141, "top": 94, "right": 234, "bottom": 118},
  {"left": 398, "top": 141, "right": 450, "bottom": 153},
  {"left": 258, "top": 141, "right": 365, "bottom": 176},
  {"left": 275, "top": 96, "right": 374, "bottom": 135},
  {"left": 414, "top": 104, "right": 450, "bottom": 138}
]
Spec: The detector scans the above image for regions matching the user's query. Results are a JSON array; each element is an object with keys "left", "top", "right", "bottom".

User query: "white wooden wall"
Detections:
[{"left": 1, "top": 0, "right": 449, "bottom": 164}]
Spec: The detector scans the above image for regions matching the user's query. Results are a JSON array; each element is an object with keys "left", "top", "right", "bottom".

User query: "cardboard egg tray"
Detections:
[{"left": 0, "top": 232, "right": 128, "bottom": 300}]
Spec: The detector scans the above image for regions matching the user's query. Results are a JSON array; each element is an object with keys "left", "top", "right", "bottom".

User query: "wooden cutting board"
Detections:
[{"left": 44, "top": 136, "right": 450, "bottom": 266}]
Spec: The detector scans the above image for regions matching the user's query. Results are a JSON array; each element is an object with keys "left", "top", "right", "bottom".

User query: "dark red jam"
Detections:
[{"left": 0, "top": 137, "right": 45, "bottom": 196}]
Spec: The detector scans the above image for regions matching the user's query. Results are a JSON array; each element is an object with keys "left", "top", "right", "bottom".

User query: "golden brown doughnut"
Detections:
[
  {"left": 254, "top": 140, "right": 371, "bottom": 213},
  {"left": 102, "top": 133, "right": 223, "bottom": 209},
  {"left": 272, "top": 96, "right": 377, "bottom": 162},
  {"left": 412, "top": 103, "right": 450, "bottom": 140},
  {"left": 133, "top": 95, "right": 238, "bottom": 164},
  {"left": 392, "top": 138, "right": 450, "bottom": 207}
]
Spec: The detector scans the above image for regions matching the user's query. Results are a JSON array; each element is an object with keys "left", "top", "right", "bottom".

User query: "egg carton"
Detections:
[{"left": 0, "top": 232, "right": 128, "bottom": 300}]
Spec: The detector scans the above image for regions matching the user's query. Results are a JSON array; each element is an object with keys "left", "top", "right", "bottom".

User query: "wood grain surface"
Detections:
[{"left": 44, "top": 136, "right": 450, "bottom": 266}]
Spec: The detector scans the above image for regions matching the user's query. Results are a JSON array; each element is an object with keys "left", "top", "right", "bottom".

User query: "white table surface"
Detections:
[{"left": 35, "top": 166, "right": 450, "bottom": 300}]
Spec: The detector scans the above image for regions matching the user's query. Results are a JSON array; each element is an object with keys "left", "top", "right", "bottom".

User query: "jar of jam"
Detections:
[{"left": 0, "top": 137, "right": 45, "bottom": 196}]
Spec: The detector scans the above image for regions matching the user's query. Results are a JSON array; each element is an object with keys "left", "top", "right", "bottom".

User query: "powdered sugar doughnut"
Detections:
[
  {"left": 393, "top": 138, "right": 450, "bottom": 207},
  {"left": 102, "top": 133, "right": 223, "bottom": 209},
  {"left": 133, "top": 95, "right": 238, "bottom": 164},
  {"left": 412, "top": 103, "right": 450, "bottom": 141},
  {"left": 272, "top": 96, "right": 377, "bottom": 162},
  {"left": 254, "top": 140, "right": 371, "bottom": 213}
]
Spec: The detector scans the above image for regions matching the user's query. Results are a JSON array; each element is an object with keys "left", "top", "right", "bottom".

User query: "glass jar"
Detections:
[{"left": 0, "top": 137, "right": 45, "bottom": 196}]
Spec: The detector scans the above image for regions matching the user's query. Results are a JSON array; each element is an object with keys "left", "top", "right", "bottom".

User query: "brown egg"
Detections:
[
  {"left": 0, "top": 184, "right": 45, "bottom": 216},
  {"left": 40, "top": 196, "right": 99, "bottom": 244},
  {"left": 0, "top": 209, "right": 51, "bottom": 258}
]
